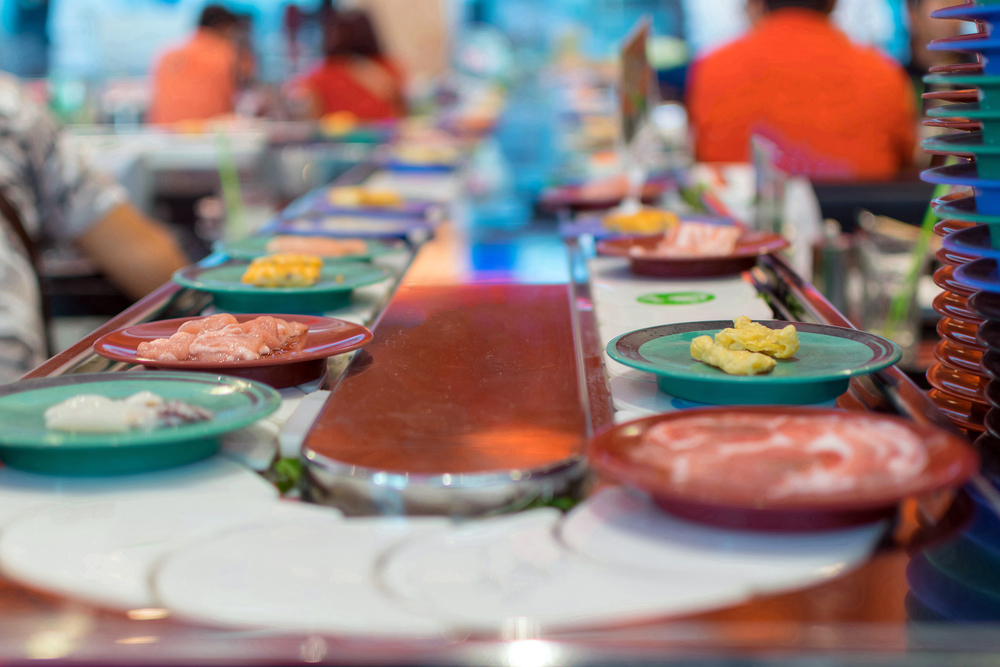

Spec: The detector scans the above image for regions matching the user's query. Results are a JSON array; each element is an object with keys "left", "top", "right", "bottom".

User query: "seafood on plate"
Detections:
[
  {"left": 631, "top": 412, "right": 929, "bottom": 500},
  {"left": 264, "top": 236, "right": 368, "bottom": 257},
  {"left": 715, "top": 316, "right": 799, "bottom": 359},
  {"left": 45, "top": 391, "right": 212, "bottom": 434},
  {"left": 136, "top": 314, "right": 309, "bottom": 363},
  {"left": 690, "top": 335, "right": 776, "bottom": 376},
  {"left": 241, "top": 254, "right": 322, "bottom": 287},
  {"left": 391, "top": 144, "right": 460, "bottom": 166},
  {"left": 630, "top": 222, "right": 741, "bottom": 258},
  {"left": 328, "top": 186, "right": 403, "bottom": 208},
  {"left": 603, "top": 208, "right": 679, "bottom": 234}
]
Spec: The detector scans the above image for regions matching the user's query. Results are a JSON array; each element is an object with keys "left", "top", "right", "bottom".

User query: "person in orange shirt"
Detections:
[
  {"left": 147, "top": 5, "right": 240, "bottom": 125},
  {"left": 687, "top": 0, "right": 916, "bottom": 180},
  {"left": 293, "top": 10, "right": 406, "bottom": 121}
]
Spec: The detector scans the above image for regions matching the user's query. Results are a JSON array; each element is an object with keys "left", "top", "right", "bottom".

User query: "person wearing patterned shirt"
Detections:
[{"left": 0, "top": 73, "right": 189, "bottom": 381}]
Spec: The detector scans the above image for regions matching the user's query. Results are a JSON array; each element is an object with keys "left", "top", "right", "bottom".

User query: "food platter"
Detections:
[
  {"left": 538, "top": 178, "right": 669, "bottom": 211},
  {"left": 212, "top": 235, "right": 402, "bottom": 262},
  {"left": 596, "top": 231, "right": 789, "bottom": 278},
  {"left": 94, "top": 315, "right": 372, "bottom": 389},
  {"left": 173, "top": 261, "right": 391, "bottom": 313},
  {"left": 588, "top": 408, "right": 978, "bottom": 531},
  {"left": 270, "top": 214, "right": 434, "bottom": 239},
  {"left": 0, "top": 373, "right": 280, "bottom": 475},
  {"left": 281, "top": 187, "right": 439, "bottom": 220},
  {"left": 607, "top": 320, "right": 901, "bottom": 405}
]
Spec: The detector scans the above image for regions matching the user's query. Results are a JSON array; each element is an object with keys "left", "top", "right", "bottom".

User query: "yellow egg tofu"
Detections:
[
  {"left": 603, "top": 208, "right": 679, "bottom": 234},
  {"left": 714, "top": 316, "right": 799, "bottom": 359},
  {"left": 241, "top": 254, "right": 323, "bottom": 288},
  {"left": 690, "top": 335, "right": 777, "bottom": 376}
]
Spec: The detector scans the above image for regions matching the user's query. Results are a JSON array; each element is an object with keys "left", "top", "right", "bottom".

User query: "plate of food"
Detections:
[
  {"left": 213, "top": 235, "right": 402, "bottom": 262},
  {"left": 282, "top": 186, "right": 438, "bottom": 220},
  {"left": 271, "top": 214, "right": 434, "bottom": 239},
  {"left": 596, "top": 222, "right": 789, "bottom": 278},
  {"left": 539, "top": 175, "right": 669, "bottom": 212},
  {"left": 588, "top": 407, "right": 978, "bottom": 531},
  {"left": 383, "top": 144, "right": 462, "bottom": 172},
  {"left": 0, "top": 372, "right": 280, "bottom": 475},
  {"left": 94, "top": 313, "right": 371, "bottom": 389},
  {"left": 173, "top": 255, "right": 392, "bottom": 314},
  {"left": 607, "top": 318, "right": 902, "bottom": 405}
]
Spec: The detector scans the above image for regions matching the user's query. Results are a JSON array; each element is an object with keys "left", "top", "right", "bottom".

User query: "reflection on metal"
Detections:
[{"left": 303, "top": 283, "right": 590, "bottom": 516}]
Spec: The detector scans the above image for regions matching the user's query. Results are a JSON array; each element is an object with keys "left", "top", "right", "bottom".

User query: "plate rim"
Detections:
[
  {"left": 607, "top": 320, "right": 902, "bottom": 384},
  {"left": 943, "top": 225, "right": 998, "bottom": 259},
  {"left": 0, "top": 371, "right": 281, "bottom": 449},
  {"left": 595, "top": 231, "right": 790, "bottom": 263},
  {"left": 270, "top": 215, "right": 432, "bottom": 238},
  {"left": 212, "top": 236, "right": 400, "bottom": 261},
  {"left": 92, "top": 313, "right": 373, "bottom": 370},
  {"left": 588, "top": 406, "right": 980, "bottom": 512},
  {"left": 955, "top": 257, "right": 1000, "bottom": 291}
]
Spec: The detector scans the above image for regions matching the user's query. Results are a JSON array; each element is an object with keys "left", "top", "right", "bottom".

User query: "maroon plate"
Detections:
[
  {"left": 588, "top": 407, "right": 979, "bottom": 531},
  {"left": 539, "top": 179, "right": 669, "bottom": 212},
  {"left": 93, "top": 314, "right": 372, "bottom": 389},
  {"left": 596, "top": 231, "right": 789, "bottom": 278}
]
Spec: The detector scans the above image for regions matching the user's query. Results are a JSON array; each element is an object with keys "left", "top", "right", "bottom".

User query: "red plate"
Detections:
[
  {"left": 596, "top": 231, "right": 789, "bottom": 278},
  {"left": 93, "top": 314, "right": 372, "bottom": 389},
  {"left": 589, "top": 407, "right": 979, "bottom": 531},
  {"left": 538, "top": 178, "right": 669, "bottom": 212}
]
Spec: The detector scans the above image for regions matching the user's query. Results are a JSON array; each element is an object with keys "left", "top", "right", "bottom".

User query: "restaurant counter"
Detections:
[{"left": 2, "top": 162, "right": 997, "bottom": 665}]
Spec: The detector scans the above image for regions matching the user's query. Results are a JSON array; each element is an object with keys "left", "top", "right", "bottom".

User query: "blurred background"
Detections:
[{"left": 0, "top": 0, "right": 976, "bottom": 381}]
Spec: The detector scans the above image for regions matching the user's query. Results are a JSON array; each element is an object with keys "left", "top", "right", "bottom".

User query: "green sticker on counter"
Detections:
[{"left": 637, "top": 292, "right": 716, "bottom": 306}]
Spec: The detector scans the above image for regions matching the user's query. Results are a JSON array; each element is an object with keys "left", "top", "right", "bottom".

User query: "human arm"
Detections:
[
  {"left": 73, "top": 202, "right": 189, "bottom": 300},
  {"left": 11, "top": 83, "right": 189, "bottom": 298}
]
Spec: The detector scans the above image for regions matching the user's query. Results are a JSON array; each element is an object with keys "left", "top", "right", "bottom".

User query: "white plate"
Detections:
[
  {"left": 0, "top": 480, "right": 305, "bottom": 610},
  {"left": 559, "top": 487, "right": 886, "bottom": 595},
  {"left": 155, "top": 515, "right": 452, "bottom": 637},
  {"left": 0, "top": 456, "right": 277, "bottom": 530},
  {"left": 380, "top": 509, "right": 752, "bottom": 632}
]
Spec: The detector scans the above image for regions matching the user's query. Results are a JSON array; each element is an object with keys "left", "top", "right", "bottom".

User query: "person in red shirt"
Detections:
[
  {"left": 148, "top": 5, "right": 240, "bottom": 125},
  {"left": 687, "top": 0, "right": 916, "bottom": 180},
  {"left": 294, "top": 10, "right": 406, "bottom": 121}
]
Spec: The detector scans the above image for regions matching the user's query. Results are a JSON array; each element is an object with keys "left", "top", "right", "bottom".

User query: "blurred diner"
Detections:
[
  {"left": 148, "top": 5, "right": 242, "bottom": 125},
  {"left": 686, "top": 0, "right": 917, "bottom": 180},
  {"left": 290, "top": 9, "right": 407, "bottom": 121}
]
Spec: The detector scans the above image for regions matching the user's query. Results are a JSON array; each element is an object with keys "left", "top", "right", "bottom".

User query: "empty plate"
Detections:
[
  {"left": 559, "top": 487, "right": 885, "bottom": 594},
  {"left": 155, "top": 515, "right": 452, "bottom": 636}
]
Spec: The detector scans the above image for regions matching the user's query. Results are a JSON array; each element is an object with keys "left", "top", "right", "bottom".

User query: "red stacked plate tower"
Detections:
[{"left": 923, "top": 1, "right": 1000, "bottom": 472}]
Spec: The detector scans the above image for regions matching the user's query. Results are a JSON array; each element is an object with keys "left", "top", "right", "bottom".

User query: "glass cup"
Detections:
[{"left": 855, "top": 225, "right": 929, "bottom": 369}]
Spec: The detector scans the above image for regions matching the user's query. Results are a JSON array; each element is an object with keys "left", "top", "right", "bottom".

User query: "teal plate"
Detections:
[
  {"left": 173, "top": 261, "right": 392, "bottom": 313},
  {"left": 212, "top": 236, "right": 402, "bottom": 262},
  {"left": 931, "top": 194, "right": 1000, "bottom": 225},
  {"left": 608, "top": 321, "right": 902, "bottom": 406},
  {"left": 0, "top": 372, "right": 280, "bottom": 475}
]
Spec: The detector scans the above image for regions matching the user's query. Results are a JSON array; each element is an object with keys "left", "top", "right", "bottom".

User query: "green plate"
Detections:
[
  {"left": 608, "top": 321, "right": 901, "bottom": 406},
  {"left": 0, "top": 372, "right": 280, "bottom": 475},
  {"left": 923, "top": 73, "right": 1000, "bottom": 87},
  {"left": 931, "top": 194, "right": 1000, "bottom": 225},
  {"left": 173, "top": 261, "right": 392, "bottom": 313},
  {"left": 212, "top": 236, "right": 401, "bottom": 262}
]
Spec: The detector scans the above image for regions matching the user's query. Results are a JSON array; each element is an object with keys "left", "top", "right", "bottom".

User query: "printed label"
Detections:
[{"left": 637, "top": 292, "right": 716, "bottom": 306}]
